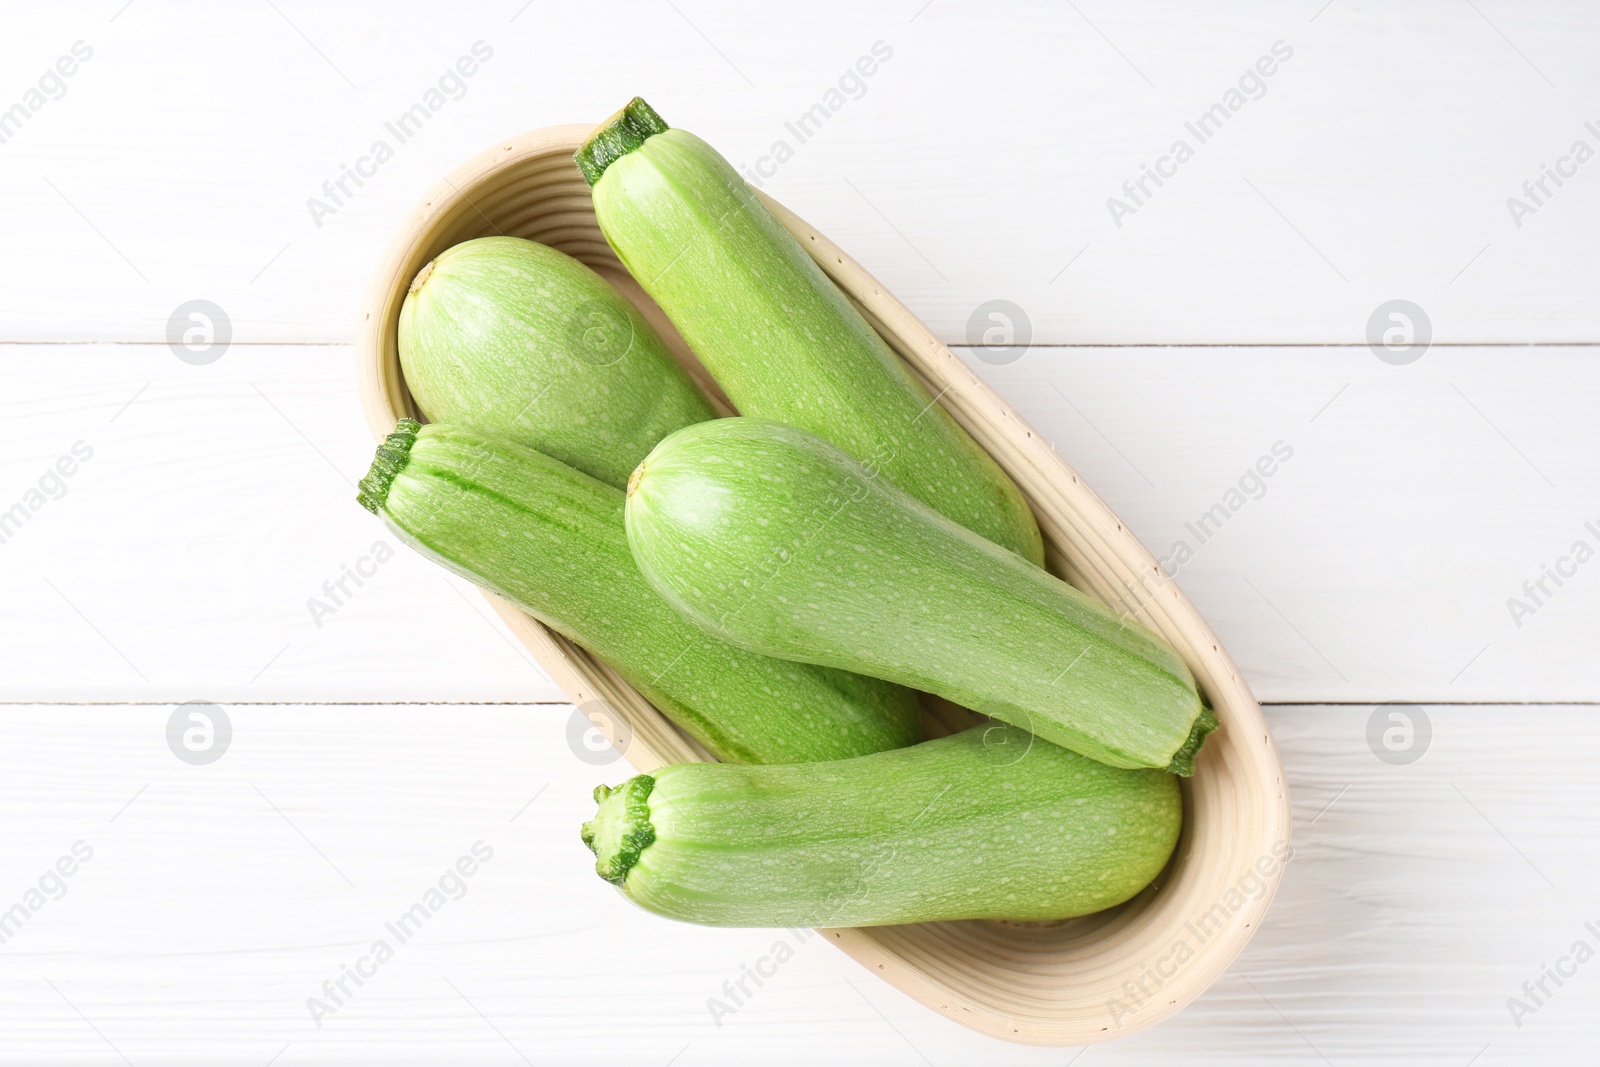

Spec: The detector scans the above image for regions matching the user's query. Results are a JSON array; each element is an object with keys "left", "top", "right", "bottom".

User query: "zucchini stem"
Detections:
[
  {"left": 408, "top": 259, "right": 435, "bottom": 294},
  {"left": 582, "top": 774, "right": 657, "bottom": 885},
  {"left": 1166, "top": 703, "right": 1219, "bottom": 776},
  {"left": 357, "top": 417, "right": 421, "bottom": 514},
  {"left": 575, "top": 97, "right": 669, "bottom": 186}
]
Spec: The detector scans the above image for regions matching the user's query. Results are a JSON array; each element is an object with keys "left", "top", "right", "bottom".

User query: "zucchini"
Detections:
[
  {"left": 398, "top": 235, "right": 715, "bottom": 489},
  {"left": 624, "top": 418, "right": 1214, "bottom": 774},
  {"left": 578, "top": 98, "right": 1045, "bottom": 565},
  {"left": 582, "top": 723, "right": 1182, "bottom": 927},
  {"left": 357, "top": 418, "right": 919, "bottom": 764}
]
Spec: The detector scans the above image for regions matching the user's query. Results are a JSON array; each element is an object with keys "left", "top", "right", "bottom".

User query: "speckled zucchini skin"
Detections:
[
  {"left": 581, "top": 102, "right": 1044, "bottom": 564},
  {"left": 582, "top": 724, "right": 1182, "bottom": 926},
  {"left": 358, "top": 420, "right": 920, "bottom": 765},
  {"left": 398, "top": 235, "right": 714, "bottom": 489},
  {"left": 625, "top": 418, "right": 1212, "bottom": 774}
]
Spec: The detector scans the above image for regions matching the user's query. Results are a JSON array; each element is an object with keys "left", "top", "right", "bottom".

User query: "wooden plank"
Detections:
[
  {"left": 957, "top": 343, "right": 1600, "bottom": 705},
  {"left": 0, "top": 343, "right": 564, "bottom": 704},
  {"left": 2, "top": 343, "right": 1593, "bottom": 704},
  {"left": 1, "top": 2, "right": 1598, "bottom": 344},
  {"left": 0, "top": 703, "right": 1592, "bottom": 1064}
]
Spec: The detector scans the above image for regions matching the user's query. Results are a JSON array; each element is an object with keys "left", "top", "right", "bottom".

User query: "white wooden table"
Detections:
[{"left": 3, "top": 2, "right": 1596, "bottom": 1063}]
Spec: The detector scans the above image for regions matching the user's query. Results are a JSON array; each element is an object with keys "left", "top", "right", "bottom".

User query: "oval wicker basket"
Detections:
[{"left": 356, "top": 124, "right": 1292, "bottom": 1046}]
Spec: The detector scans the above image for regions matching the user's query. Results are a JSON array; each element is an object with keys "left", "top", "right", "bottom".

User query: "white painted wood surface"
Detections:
[
  {"left": 2, "top": 342, "right": 1594, "bottom": 704},
  {"left": 4, "top": 0, "right": 1597, "bottom": 1061},
  {"left": 2, "top": 1, "right": 1598, "bottom": 345},
  {"left": 2, "top": 704, "right": 1595, "bottom": 1066}
]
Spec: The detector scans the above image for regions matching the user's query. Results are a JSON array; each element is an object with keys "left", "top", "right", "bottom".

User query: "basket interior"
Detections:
[{"left": 358, "top": 127, "right": 1290, "bottom": 1045}]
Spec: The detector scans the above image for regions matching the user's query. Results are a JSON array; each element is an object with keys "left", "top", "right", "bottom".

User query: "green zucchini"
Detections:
[
  {"left": 578, "top": 98, "right": 1045, "bottom": 565},
  {"left": 357, "top": 418, "right": 919, "bottom": 764},
  {"left": 398, "top": 235, "right": 715, "bottom": 489},
  {"left": 624, "top": 418, "right": 1214, "bottom": 774},
  {"left": 582, "top": 723, "right": 1182, "bottom": 927}
]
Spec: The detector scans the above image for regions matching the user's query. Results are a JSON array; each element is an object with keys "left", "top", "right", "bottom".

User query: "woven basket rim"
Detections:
[{"left": 355, "top": 123, "right": 1293, "bottom": 1046}]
